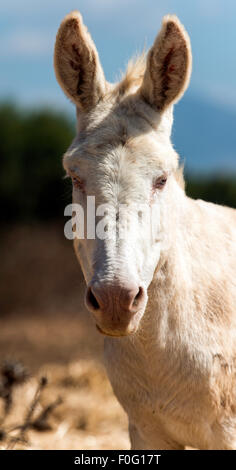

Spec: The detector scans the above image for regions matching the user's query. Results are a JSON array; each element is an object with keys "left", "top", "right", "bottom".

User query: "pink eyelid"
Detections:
[
  {"left": 71, "top": 175, "right": 85, "bottom": 193},
  {"left": 152, "top": 174, "right": 168, "bottom": 190}
]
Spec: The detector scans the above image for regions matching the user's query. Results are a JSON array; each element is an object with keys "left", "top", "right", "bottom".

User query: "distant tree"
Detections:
[
  {"left": 0, "top": 103, "right": 75, "bottom": 222},
  {"left": 186, "top": 176, "right": 236, "bottom": 208}
]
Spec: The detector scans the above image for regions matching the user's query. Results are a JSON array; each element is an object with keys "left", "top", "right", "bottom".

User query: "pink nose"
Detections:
[{"left": 85, "top": 282, "right": 145, "bottom": 316}]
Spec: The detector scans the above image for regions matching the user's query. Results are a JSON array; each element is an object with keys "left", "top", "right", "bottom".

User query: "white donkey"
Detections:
[{"left": 54, "top": 11, "right": 236, "bottom": 449}]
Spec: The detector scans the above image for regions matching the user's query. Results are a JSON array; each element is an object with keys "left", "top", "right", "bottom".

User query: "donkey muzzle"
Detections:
[{"left": 85, "top": 281, "right": 146, "bottom": 336}]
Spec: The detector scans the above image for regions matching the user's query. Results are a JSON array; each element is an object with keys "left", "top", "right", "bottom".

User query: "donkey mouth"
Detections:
[{"left": 96, "top": 324, "right": 135, "bottom": 337}]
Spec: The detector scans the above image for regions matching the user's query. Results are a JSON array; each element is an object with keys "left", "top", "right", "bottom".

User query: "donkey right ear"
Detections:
[
  {"left": 140, "top": 15, "right": 192, "bottom": 111},
  {"left": 54, "top": 11, "right": 107, "bottom": 112}
]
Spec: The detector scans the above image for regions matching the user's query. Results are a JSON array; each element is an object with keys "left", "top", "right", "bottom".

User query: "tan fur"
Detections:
[
  {"left": 140, "top": 15, "right": 192, "bottom": 110},
  {"left": 54, "top": 12, "right": 236, "bottom": 450},
  {"left": 54, "top": 11, "right": 107, "bottom": 110},
  {"left": 115, "top": 53, "right": 147, "bottom": 97}
]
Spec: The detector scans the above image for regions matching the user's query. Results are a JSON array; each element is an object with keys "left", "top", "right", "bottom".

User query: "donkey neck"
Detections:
[
  {"left": 104, "top": 188, "right": 220, "bottom": 391},
  {"left": 135, "top": 184, "right": 197, "bottom": 344}
]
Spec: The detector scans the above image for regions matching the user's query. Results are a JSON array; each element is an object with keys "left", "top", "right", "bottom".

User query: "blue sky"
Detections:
[{"left": 1, "top": 0, "right": 236, "bottom": 114}]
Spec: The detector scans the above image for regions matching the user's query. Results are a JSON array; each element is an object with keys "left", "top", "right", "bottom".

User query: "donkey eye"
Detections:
[
  {"left": 72, "top": 176, "right": 84, "bottom": 192},
  {"left": 153, "top": 175, "right": 167, "bottom": 190}
]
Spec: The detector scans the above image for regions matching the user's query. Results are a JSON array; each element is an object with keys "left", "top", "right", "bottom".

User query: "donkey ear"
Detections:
[
  {"left": 54, "top": 11, "right": 107, "bottom": 111},
  {"left": 140, "top": 15, "right": 192, "bottom": 111}
]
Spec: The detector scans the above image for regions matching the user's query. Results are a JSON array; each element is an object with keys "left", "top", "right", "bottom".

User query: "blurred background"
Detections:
[{"left": 0, "top": 0, "right": 235, "bottom": 450}]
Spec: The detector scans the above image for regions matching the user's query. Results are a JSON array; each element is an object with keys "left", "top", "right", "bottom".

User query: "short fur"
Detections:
[
  {"left": 54, "top": 11, "right": 107, "bottom": 110},
  {"left": 54, "top": 11, "right": 236, "bottom": 449}
]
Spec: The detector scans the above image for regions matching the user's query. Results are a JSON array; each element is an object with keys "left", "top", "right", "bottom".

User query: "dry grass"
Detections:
[
  {"left": 0, "top": 359, "right": 129, "bottom": 450},
  {"left": 0, "top": 225, "right": 129, "bottom": 450}
]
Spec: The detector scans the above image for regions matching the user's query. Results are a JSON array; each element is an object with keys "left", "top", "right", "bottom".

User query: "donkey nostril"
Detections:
[
  {"left": 132, "top": 286, "right": 144, "bottom": 307},
  {"left": 87, "top": 287, "right": 100, "bottom": 310}
]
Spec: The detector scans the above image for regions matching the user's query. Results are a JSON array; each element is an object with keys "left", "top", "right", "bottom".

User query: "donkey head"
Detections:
[{"left": 54, "top": 11, "right": 192, "bottom": 337}]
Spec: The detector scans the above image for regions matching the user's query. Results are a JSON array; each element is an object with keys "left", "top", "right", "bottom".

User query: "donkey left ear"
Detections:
[
  {"left": 54, "top": 11, "right": 107, "bottom": 112},
  {"left": 140, "top": 15, "right": 192, "bottom": 111}
]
